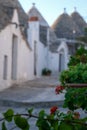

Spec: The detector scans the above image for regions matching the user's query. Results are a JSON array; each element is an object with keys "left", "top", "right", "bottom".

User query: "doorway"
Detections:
[
  {"left": 11, "top": 35, "right": 18, "bottom": 80},
  {"left": 59, "top": 52, "right": 65, "bottom": 72},
  {"left": 34, "top": 41, "right": 37, "bottom": 75}
]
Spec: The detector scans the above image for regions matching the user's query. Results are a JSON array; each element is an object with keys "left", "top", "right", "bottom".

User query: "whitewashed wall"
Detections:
[
  {"left": 48, "top": 52, "right": 59, "bottom": 73},
  {"left": 28, "top": 20, "right": 48, "bottom": 77},
  {"left": 36, "top": 42, "right": 48, "bottom": 76},
  {"left": 12, "top": 10, "right": 34, "bottom": 82},
  {"left": 0, "top": 25, "right": 12, "bottom": 90},
  {"left": 17, "top": 38, "right": 34, "bottom": 81},
  {"left": 48, "top": 41, "right": 69, "bottom": 74},
  {"left": 57, "top": 41, "right": 69, "bottom": 70},
  {"left": 0, "top": 10, "right": 34, "bottom": 91}
]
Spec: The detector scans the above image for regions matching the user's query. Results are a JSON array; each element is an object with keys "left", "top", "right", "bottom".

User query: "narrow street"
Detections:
[
  {"left": 0, "top": 76, "right": 86, "bottom": 130},
  {"left": 0, "top": 76, "right": 64, "bottom": 108},
  {"left": 0, "top": 76, "right": 65, "bottom": 130}
]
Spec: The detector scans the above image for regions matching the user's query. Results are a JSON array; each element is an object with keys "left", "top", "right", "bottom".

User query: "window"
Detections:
[{"left": 39, "top": 25, "right": 47, "bottom": 46}]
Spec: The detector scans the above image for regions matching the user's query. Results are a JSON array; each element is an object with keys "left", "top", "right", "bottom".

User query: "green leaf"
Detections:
[
  {"left": 14, "top": 115, "right": 29, "bottom": 130},
  {"left": 2, "top": 122, "right": 7, "bottom": 130},
  {"left": 37, "top": 109, "right": 49, "bottom": 129},
  {"left": 50, "top": 120, "right": 58, "bottom": 130},
  {"left": 59, "top": 122, "right": 73, "bottom": 130},
  {"left": 39, "top": 110, "right": 46, "bottom": 118},
  {"left": 3, "top": 109, "right": 14, "bottom": 122},
  {"left": 36, "top": 118, "right": 50, "bottom": 130},
  {"left": 28, "top": 108, "right": 33, "bottom": 115}
]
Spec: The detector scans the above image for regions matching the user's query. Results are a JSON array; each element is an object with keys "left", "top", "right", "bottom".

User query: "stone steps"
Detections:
[{"left": 0, "top": 99, "right": 64, "bottom": 108}]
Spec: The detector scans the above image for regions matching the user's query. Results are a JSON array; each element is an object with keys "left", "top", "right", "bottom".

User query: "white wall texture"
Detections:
[
  {"left": 48, "top": 41, "right": 69, "bottom": 74},
  {"left": 48, "top": 52, "right": 59, "bottom": 73},
  {"left": 28, "top": 20, "right": 70, "bottom": 77},
  {"left": 0, "top": 26, "right": 12, "bottom": 90},
  {"left": 0, "top": 9, "right": 70, "bottom": 91},
  {"left": 0, "top": 10, "right": 34, "bottom": 91},
  {"left": 57, "top": 41, "right": 69, "bottom": 70},
  {"left": 36, "top": 42, "right": 48, "bottom": 76},
  {"left": 28, "top": 21, "right": 48, "bottom": 77}
]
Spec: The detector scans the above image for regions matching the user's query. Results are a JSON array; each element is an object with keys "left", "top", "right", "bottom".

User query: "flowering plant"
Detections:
[
  {"left": 50, "top": 106, "right": 58, "bottom": 114},
  {"left": 1, "top": 107, "right": 87, "bottom": 130},
  {"left": 1, "top": 84, "right": 87, "bottom": 130},
  {"left": 55, "top": 85, "right": 64, "bottom": 94}
]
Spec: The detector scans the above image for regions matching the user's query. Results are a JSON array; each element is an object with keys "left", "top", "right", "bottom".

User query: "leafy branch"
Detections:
[{"left": 1, "top": 108, "right": 87, "bottom": 130}]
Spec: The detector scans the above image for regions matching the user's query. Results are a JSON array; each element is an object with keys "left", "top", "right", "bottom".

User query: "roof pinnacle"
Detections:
[
  {"left": 32, "top": 3, "right": 36, "bottom": 7},
  {"left": 64, "top": 8, "right": 66, "bottom": 13},
  {"left": 74, "top": 7, "right": 77, "bottom": 12}
]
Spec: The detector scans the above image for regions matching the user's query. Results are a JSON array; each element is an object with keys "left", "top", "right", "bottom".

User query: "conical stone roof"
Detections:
[
  {"left": 49, "top": 28, "right": 58, "bottom": 43},
  {"left": 51, "top": 13, "right": 81, "bottom": 39},
  {"left": 0, "top": 0, "right": 28, "bottom": 39},
  {"left": 49, "top": 28, "right": 60, "bottom": 52},
  {"left": 28, "top": 5, "right": 49, "bottom": 27},
  {"left": 28, "top": 5, "right": 49, "bottom": 46},
  {"left": 71, "top": 11, "right": 87, "bottom": 35}
]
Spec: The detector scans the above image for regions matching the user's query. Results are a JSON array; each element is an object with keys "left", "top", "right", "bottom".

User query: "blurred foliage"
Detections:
[
  {"left": 1, "top": 108, "right": 87, "bottom": 130},
  {"left": 68, "top": 46, "right": 87, "bottom": 66},
  {"left": 60, "top": 63, "right": 87, "bottom": 85}
]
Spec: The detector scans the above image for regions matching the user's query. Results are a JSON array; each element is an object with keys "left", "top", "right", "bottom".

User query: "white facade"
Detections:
[
  {"left": 0, "top": 9, "right": 34, "bottom": 91},
  {"left": 27, "top": 20, "right": 49, "bottom": 77},
  {"left": 28, "top": 18, "right": 69, "bottom": 77},
  {"left": 57, "top": 40, "right": 69, "bottom": 71},
  {"left": 49, "top": 40, "right": 69, "bottom": 74},
  {"left": 27, "top": 15, "right": 70, "bottom": 77},
  {"left": 0, "top": 6, "right": 71, "bottom": 91}
]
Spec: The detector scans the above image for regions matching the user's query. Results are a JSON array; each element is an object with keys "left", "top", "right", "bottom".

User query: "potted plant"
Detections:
[
  {"left": 47, "top": 69, "right": 52, "bottom": 75},
  {"left": 42, "top": 68, "right": 52, "bottom": 76}
]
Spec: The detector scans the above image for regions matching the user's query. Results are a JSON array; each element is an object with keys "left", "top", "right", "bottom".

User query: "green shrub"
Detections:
[
  {"left": 60, "top": 63, "right": 87, "bottom": 111},
  {"left": 42, "top": 68, "right": 47, "bottom": 75},
  {"left": 60, "top": 63, "right": 87, "bottom": 86},
  {"left": 68, "top": 46, "right": 87, "bottom": 66}
]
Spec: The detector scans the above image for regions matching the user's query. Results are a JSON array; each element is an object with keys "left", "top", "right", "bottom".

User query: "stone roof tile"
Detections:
[
  {"left": 71, "top": 11, "right": 87, "bottom": 35},
  {"left": 0, "top": 0, "right": 28, "bottom": 42},
  {"left": 28, "top": 5, "right": 49, "bottom": 27},
  {"left": 51, "top": 13, "right": 82, "bottom": 39}
]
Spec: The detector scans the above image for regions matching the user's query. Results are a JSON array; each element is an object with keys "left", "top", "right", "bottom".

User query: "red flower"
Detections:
[
  {"left": 55, "top": 85, "right": 64, "bottom": 94},
  {"left": 50, "top": 106, "right": 58, "bottom": 114}
]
